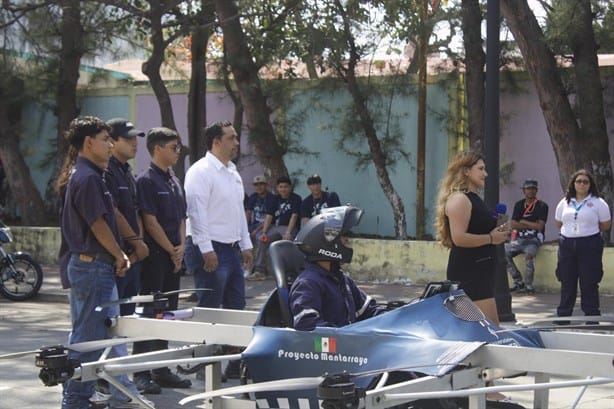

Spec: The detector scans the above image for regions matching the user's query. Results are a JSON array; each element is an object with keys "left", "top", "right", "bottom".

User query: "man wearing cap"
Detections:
[
  {"left": 105, "top": 118, "right": 149, "bottom": 316},
  {"left": 245, "top": 175, "right": 275, "bottom": 280},
  {"left": 58, "top": 116, "right": 154, "bottom": 408},
  {"left": 506, "top": 179, "right": 549, "bottom": 294},
  {"left": 300, "top": 174, "right": 341, "bottom": 226}
]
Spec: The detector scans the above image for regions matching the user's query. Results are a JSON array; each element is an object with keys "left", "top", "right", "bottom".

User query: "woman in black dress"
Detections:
[{"left": 435, "top": 151, "right": 509, "bottom": 324}]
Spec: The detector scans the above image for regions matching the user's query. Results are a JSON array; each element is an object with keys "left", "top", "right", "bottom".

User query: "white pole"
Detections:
[{"left": 383, "top": 377, "right": 614, "bottom": 402}]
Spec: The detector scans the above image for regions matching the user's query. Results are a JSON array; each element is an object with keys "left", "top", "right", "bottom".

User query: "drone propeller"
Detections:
[
  {"left": 95, "top": 288, "right": 212, "bottom": 311},
  {"left": 517, "top": 314, "right": 614, "bottom": 327},
  {"left": 179, "top": 363, "right": 470, "bottom": 405},
  {"left": 0, "top": 337, "right": 153, "bottom": 360},
  {"left": 180, "top": 376, "right": 326, "bottom": 404}
]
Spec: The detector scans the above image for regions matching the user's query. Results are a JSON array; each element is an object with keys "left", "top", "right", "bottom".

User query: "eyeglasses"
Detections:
[
  {"left": 166, "top": 144, "right": 182, "bottom": 153},
  {"left": 574, "top": 179, "right": 590, "bottom": 185}
]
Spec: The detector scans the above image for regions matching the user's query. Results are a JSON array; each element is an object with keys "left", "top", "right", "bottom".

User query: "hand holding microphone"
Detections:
[{"left": 490, "top": 203, "right": 511, "bottom": 244}]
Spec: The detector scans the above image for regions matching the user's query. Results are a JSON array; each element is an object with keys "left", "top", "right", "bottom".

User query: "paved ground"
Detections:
[{"left": 1, "top": 265, "right": 613, "bottom": 408}]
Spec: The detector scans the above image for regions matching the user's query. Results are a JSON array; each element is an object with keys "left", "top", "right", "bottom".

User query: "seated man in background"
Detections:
[
  {"left": 506, "top": 179, "right": 549, "bottom": 295},
  {"left": 300, "top": 174, "right": 341, "bottom": 226},
  {"left": 253, "top": 176, "right": 301, "bottom": 279}
]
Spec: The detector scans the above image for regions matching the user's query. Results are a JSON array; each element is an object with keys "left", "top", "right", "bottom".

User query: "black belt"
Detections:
[
  {"left": 78, "top": 252, "right": 115, "bottom": 266},
  {"left": 212, "top": 240, "right": 240, "bottom": 249}
]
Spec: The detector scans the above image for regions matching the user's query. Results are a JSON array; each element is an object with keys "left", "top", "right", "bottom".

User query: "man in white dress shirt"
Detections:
[{"left": 184, "top": 121, "right": 253, "bottom": 309}]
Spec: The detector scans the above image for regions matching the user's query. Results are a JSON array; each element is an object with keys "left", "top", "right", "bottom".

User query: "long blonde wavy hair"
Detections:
[{"left": 435, "top": 151, "right": 485, "bottom": 248}]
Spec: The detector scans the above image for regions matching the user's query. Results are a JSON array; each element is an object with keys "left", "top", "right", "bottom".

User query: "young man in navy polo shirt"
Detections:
[
  {"left": 105, "top": 118, "right": 149, "bottom": 316},
  {"left": 133, "top": 127, "right": 191, "bottom": 391},
  {"left": 254, "top": 176, "right": 301, "bottom": 277},
  {"left": 300, "top": 174, "right": 341, "bottom": 226},
  {"left": 59, "top": 116, "right": 153, "bottom": 408}
]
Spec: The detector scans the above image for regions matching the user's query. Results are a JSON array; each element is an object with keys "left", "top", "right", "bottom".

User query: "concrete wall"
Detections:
[{"left": 6, "top": 227, "right": 613, "bottom": 294}]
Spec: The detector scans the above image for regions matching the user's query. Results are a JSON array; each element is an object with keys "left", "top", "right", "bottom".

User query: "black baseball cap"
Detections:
[
  {"left": 106, "top": 118, "right": 145, "bottom": 140},
  {"left": 522, "top": 179, "right": 538, "bottom": 189}
]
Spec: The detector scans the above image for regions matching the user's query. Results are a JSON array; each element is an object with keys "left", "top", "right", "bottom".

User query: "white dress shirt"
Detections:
[{"left": 184, "top": 151, "right": 252, "bottom": 254}]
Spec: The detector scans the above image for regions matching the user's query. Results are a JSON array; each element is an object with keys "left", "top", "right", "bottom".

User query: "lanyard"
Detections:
[
  {"left": 570, "top": 198, "right": 588, "bottom": 220},
  {"left": 522, "top": 199, "right": 537, "bottom": 218}
]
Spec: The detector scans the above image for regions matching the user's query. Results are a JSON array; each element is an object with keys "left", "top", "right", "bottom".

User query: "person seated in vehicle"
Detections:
[{"left": 289, "top": 205, "right": 385, "bottom": 331}]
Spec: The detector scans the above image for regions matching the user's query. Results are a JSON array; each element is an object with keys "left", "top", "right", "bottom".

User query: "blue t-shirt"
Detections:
[
  {"left": 265, "top": 192, "right": 302, "bottom": 227},
  {"left": 247, "top": 191, "right": 275, "bottom": 226}
]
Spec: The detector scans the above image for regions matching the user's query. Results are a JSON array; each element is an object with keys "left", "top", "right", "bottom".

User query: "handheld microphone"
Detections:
[{"left": 495, "top": 203, "right": 509, "bottom": 225}]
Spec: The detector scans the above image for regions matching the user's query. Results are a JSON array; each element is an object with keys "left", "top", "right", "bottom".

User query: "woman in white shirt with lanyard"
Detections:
[{"left": 554, "top": 169, "right": 611, "bottom": 321}]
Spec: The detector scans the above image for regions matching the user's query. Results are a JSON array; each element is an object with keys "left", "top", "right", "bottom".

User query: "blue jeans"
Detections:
[
  {"left": 61, "top": 255, "right": 138, "bottom": 409},
  {"left": 186, "top": 239, "right": 245, "bottom": 309},
  {"left": 115, "top": 261, "right": 141, "bottom": 316}
]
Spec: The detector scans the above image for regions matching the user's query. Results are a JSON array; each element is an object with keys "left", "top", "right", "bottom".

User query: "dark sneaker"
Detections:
[
  {"left": 525, "top": 286, "right": 535, "bottom": 295},
  {"left": 133, "top": 374, "right": 162, "bottom": 395},
  {"left": 152, "top": 368, "right": 192, "bottom": 389},
  {"left": 553, "top": 319, "right": 571, "bottom": 326},
  {"left": 108, "top": 393, "right": 156, "bottom": 408},
  {"left": 509, "top": 282, "right": 525, "bottom": 292}
]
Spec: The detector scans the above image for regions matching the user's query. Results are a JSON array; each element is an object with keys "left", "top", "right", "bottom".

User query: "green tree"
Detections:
[
  {"left": 214, "top": 0, "right": 291, "bottom": 183},
  {"left": 501, "top": 0, "right": 613, "bottom": 220}
]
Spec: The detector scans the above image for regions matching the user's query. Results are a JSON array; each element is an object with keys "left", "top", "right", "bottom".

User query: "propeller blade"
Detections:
[
  {"left": 95, "top": 289, "right": 212, "bottom": 311},
  {"left": 518, "top": 315, "right": 614, "bottom": 327},
  {"left": 0, "top": 349, "right": 43, "bottom": 360},
  {"left": 0, "top": 337, "right": 152, "bottom": 360},
  {"left": 156, "top": 288, "right": 212, "bottom": 298},
  {"left": 179, "top": 376, "right": 325, "bottom": 405},
  {"left": 96, "top": 296, "right": 157, "bottom": 311},
  {"left": 179, "top": 361, "right": 473, "bottom": 406},
  {"left": 66, "top": 337, "right": 154, "bottom": 352}
]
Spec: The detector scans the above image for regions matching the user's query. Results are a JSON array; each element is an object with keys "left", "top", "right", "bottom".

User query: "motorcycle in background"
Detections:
[{"left": 0, "top": 222, "right": 43, "bottom": 300}]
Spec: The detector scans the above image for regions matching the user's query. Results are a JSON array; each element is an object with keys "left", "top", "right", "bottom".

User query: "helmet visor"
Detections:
[{"left": 319, "top": 206, "right": 363, "bottom": 241}]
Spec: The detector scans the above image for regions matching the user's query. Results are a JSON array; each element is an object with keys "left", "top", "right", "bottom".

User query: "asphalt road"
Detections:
[{"left": 1, "top": 271, "right": 614, "bottom": 409}]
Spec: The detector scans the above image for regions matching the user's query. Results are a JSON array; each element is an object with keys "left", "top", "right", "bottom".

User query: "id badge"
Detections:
[{"left": 572, "top": 223, "right": 579, "bottom": 234}]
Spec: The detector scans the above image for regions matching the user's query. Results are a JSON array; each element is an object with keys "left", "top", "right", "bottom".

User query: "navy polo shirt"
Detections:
[
  {"left": 265, "top": 192, "right": 302, "bottom": 226},
  {"left": 61, "top": 157, "right": 121, "bottom": 255},
  {"left": 136, "top": 163, "right": 186, "bottom": 247},
  {"left": 105, "top": 156, "right": 139, "bottom": 234}
]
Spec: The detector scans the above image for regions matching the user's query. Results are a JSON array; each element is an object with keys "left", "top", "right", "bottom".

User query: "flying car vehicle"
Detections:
[{"left": 2, "top": 206, "right": 614, "bottom": 409}]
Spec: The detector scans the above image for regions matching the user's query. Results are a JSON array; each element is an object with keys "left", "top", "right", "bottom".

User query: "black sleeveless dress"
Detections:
[{"left": 446, "top": 192, "right": 497, "bottom": 301}]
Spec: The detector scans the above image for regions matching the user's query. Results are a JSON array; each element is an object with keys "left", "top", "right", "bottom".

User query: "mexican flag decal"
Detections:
[{"left": 315, "top": 336, "right": 337, "bottom": 353}]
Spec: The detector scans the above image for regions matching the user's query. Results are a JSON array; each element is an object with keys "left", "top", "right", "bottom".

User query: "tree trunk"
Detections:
[
  {"left": 221, "top": 46, "right": 244, "bottom": 165},
  {"left": 187, "top": 4, "right": 213, "bottom": 163},
  {"left": 416, "top": 0, "right": 428, "bottom": 239},
  {"left": 568, "top": 0, "right": 613, "bottom": 206},
  {"left": 335, "top": 0, "right": 407, "bottom": 239},
  {"left": 45, "top": 0, "right": 83, "bottom": 219},
  {"left": 214, "top": 0, "right": 288, "bottom": 182},
  {"left": 501, "top": 0, "right": 613, "bottom": 228},
  {"left": 0, "top": 99, "right": 47, "bottom": 225},
  {"left": 142, "top": 0, "right": 184, "bottom": 179},
  {"left": 500, "top": 0, "right": 581, "bottom": 187},
  {"left": 461, "top": 0, "right": 485, "bottom": 150}
]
